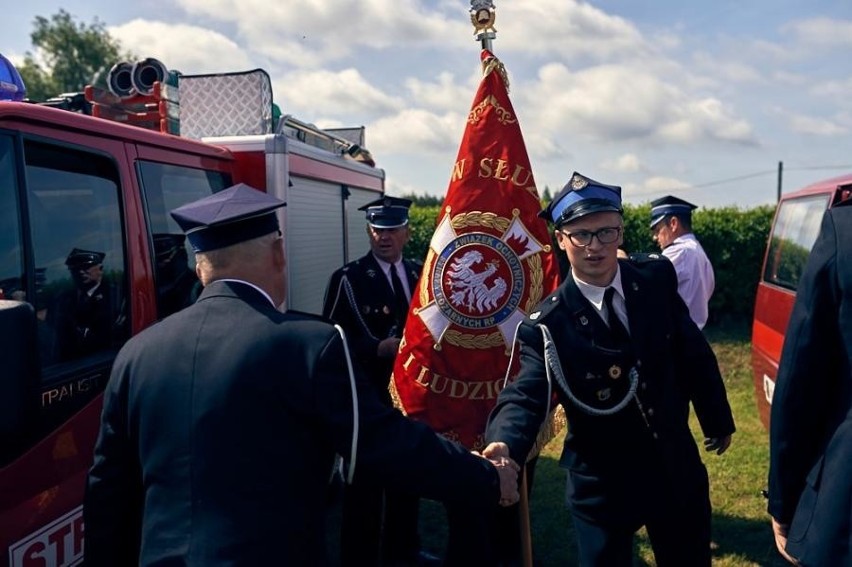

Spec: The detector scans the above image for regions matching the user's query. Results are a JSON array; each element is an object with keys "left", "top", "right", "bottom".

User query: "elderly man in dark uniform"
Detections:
[
  {"left": 483, "top": 172, "right": 736, "bottom": 566},
  {"left": 323, "top": 196, "right": 431, "bottom": 566},
  {"left": 83, "top": 184, "right": 520, "bottom": 566},
  {"left": 769, "top": 199, "right": 852, "bottom": 566}
]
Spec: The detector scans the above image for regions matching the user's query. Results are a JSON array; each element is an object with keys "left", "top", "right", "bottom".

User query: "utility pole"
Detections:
[{"left": 777, "top": 161, "right": 783, "bottom": 203}]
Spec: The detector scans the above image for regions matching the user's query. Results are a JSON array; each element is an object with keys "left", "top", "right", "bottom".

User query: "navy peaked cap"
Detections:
[
  {"left": 650, "top": 195, "right": 697, "bottom": 228},
  {"left": 65, "top": 248, "right": 105, "bottom": 269},
  {"left": 540, "top": 172, "right": 622, "bottom": 226},
  {"left": 359, "top": 196, "right": 412, "bottom": 229},
  {"left": 170, "top": 183, "right": 285, "bottom": 252}
]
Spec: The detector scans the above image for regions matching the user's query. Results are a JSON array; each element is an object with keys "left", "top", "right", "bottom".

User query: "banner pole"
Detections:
[{"left": 519, "top": 469, "right": 533, "bottom": 567}]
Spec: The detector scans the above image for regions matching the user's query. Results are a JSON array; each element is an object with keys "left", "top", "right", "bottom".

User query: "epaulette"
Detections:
[
  {"left": 527, "top": 291, "right": 561, "bottom": 323},
  {"left": 626, "top": 252, "right": 665, "bottom": 264}
]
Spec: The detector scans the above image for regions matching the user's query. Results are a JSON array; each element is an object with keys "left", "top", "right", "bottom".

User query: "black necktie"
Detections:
[
  {"left": 391, "top": 263, "right": 409, "bottom": 321},
  {"left": 603, "top": 287, "right": 630, "bottom": 346}
]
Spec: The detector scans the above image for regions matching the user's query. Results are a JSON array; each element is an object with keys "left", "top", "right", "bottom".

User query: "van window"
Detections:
[
  {"left": 138, "top": 161, "right": 231, "bottom": 319},
  {"left": 0, "top": 135, "right": 23, "bottom": 301},
  {"left": 19, "top": 139, "right": 130, "bottom": 431},
  {"left": 763, "top": 194, "right": 829, "bottom": 291}
]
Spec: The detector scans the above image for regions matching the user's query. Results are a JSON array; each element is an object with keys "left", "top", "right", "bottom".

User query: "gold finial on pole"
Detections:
[{"left": 470, "top": 0, "right": 497, "bottom": 51}]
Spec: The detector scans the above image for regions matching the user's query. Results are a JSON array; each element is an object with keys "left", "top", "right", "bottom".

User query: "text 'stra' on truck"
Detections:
[{"left": 0, "top": 60, "right": 384, "bottom": 566}]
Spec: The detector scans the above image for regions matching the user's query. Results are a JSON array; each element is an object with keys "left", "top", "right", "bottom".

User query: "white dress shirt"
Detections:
[{"left": 662, "top": 233, "right": 715, "bottom": 329}]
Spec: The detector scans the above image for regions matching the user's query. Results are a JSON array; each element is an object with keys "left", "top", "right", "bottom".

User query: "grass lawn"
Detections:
[{"left": 413, "top": 322, "right": 788, "bottom": 566}]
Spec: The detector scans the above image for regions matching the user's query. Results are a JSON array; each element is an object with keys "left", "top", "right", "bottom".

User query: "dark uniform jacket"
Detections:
[
  {"left": 323, "top": 252, "right": 422, "bottom": 400},
  {"left": 84, "top": 280, "right": 500, "bottom": 566},
  {"left": 769, "top": 201, "right": 852, "bottom": 566},
  {"left": 486, "top": 257, "right": 735, "bottom": 528}
]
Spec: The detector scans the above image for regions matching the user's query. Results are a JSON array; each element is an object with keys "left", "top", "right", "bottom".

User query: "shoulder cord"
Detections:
[
  {"left": 539, "top": 324, "right": 639, "bottom": 416},
  {"left": 333, "top": 324, "right": 360, "bottom": 485},
  {"left": 335, "top": 274, "right": 382, "bottom": 342}
]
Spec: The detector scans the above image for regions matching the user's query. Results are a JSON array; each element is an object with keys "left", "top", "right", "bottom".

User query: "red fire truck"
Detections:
[{"left": 0, "top": 61, "right": 384, "bottom": 566}]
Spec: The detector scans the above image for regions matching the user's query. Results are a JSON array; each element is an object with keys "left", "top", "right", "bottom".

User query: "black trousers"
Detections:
[
  {"left": 340, "top": 480, "right": 420, "bottom": 566},
  {"left": 570, "top": 467, "right": 711, "bottom": 567}
]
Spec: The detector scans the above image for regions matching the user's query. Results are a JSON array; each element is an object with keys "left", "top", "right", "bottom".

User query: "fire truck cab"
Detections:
[
  {"left": 0, "top": 64, "right": 383, "bottom": 566},
  {"left": 751, "top": 173, "right": 852, "bottom": 428}
]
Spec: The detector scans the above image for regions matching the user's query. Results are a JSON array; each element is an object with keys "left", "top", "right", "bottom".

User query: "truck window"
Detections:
[
  {"left": 0, "top": 135, "right": 23, "bottom": 302},
  {"left": 23, "top": 139, "right": 130, "bottom": 431},
  {"left": 762, "top": 194, "right": 829, "bottom": 291},
  {"left": 138, "top": 161, "right": 231, "bottom": 319}
]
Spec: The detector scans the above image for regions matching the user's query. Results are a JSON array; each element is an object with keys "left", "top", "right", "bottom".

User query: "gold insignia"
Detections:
[
  {"left": 609, "top": 365, "right": 622, "bottom": 379},
  {"left": 571, "top": 174, "right": 588, "bottom": 190},
  {"left": 470, "top": 1, "right": 496, "bottom": 35},
  {"left": 597, "top": 388, "right": 611, "bottom": 401}
]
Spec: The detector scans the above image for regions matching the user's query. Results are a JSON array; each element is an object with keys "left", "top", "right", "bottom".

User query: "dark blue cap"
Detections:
[
  {"left": 650, "top": 195, "right": 697, "bottom": 228},
  {"left": 359, "top": 196, "right": 412, "bottom": 229},
  {"left": 65, "top": 248, "right": 105, "bottom": 269},
  {"left": 170, "top": 183, "right": 285, "bottom": 252},
  {"left": 540, "top": 172, "right": 622, "bottom": 227}
]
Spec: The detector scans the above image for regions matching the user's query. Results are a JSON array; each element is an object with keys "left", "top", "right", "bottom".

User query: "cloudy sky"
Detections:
[{"left": 4, "top": 0, "right": 852, "bottom": 208}]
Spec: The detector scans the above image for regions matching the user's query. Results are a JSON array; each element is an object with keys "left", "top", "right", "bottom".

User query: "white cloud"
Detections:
[
  {"left": 496, "top": 0, "right": 651, "bottom": 62},
  {"left": 368, "top": 108, "right": 466, "bottom": 155},
  {"left": 109, "top": 20, "right": 253, "bottom": 73},
  {"left": 274, "top": 68, "right": 405, "bottom": 119},
  {"left": 784, "top": 17, "right": 852, "bottom": 48},
  {"left": 404, "top": 71, "right": 480, "bottom": 113},
  {"left": 602, "top": 153, "right": 646, "bottom": 173},
  {"left": 174, "top": 0, "right": 470, "bottom": 66},
  {"left": 519, "top": 62, "right": 755, "bottom": 146},
  {"left": 788, "top": 113, "right": 847, "bottom": 136}
]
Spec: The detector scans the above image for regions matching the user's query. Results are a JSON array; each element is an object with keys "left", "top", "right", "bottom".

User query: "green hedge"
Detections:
[{"left": 404, "top": 203, "right": 775, "bottom": 326}]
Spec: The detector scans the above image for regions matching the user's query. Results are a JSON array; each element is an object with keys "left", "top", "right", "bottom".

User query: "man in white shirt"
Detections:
[{"left": 650, "top": 195, "right": 715, "bottom": 329}]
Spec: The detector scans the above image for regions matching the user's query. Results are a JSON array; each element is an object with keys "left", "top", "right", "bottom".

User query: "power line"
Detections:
[{"left": 631, "top": 163, "right": 852, "bottom": 200}]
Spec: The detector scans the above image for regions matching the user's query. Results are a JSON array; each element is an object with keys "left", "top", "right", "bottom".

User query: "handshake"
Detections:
[{"left": 476, "top": 441, "right": 521, "bottom": 507}]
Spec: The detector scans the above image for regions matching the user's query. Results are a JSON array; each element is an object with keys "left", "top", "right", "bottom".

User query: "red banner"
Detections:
[{"left": 391, "top": 50, "right": 560, "bottom": 450}]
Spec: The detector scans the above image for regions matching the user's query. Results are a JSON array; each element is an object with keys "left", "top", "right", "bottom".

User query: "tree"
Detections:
[{"left": 17, "top": 10, "right": 133, "bottom": 101}]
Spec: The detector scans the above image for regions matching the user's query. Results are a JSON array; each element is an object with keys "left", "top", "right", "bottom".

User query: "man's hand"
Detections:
[
  {"left": 482, "top": 441, "right": 510, "bottom": 460},
  {"left": 703, "top": 434, "right": 732, "bottom": 455},
  {"left": 377, "top": 337, "right": 401, "bottom": 358},
  {"left": 479, "top": 442, "right": 520, "bottom": 506},
  {"left": 771, "top": 517, "right": 801, "bottom": 565}
]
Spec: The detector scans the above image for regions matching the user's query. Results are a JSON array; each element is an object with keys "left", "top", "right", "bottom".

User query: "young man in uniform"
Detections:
[{"left": 485, "top": 172, "right": 735, "bottom": 566}]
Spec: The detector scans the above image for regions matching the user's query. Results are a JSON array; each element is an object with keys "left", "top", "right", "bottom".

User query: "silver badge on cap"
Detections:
[{"left": 571, "top": 174, "right": 588, "bottom": 190}]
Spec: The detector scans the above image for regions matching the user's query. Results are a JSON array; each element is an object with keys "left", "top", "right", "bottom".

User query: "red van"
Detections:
[{"left": 752, "top": 174, "right": 852, "bottom": 428}]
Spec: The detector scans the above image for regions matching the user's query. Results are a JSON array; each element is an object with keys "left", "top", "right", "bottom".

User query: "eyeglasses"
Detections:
[{"left": 560, "top": 226, "right": 622, "bottom": 247}]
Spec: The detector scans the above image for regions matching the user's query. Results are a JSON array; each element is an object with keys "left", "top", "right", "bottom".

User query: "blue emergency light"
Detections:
[{"left": 0, "top": 53, "right": 27, "bottom": 101}]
